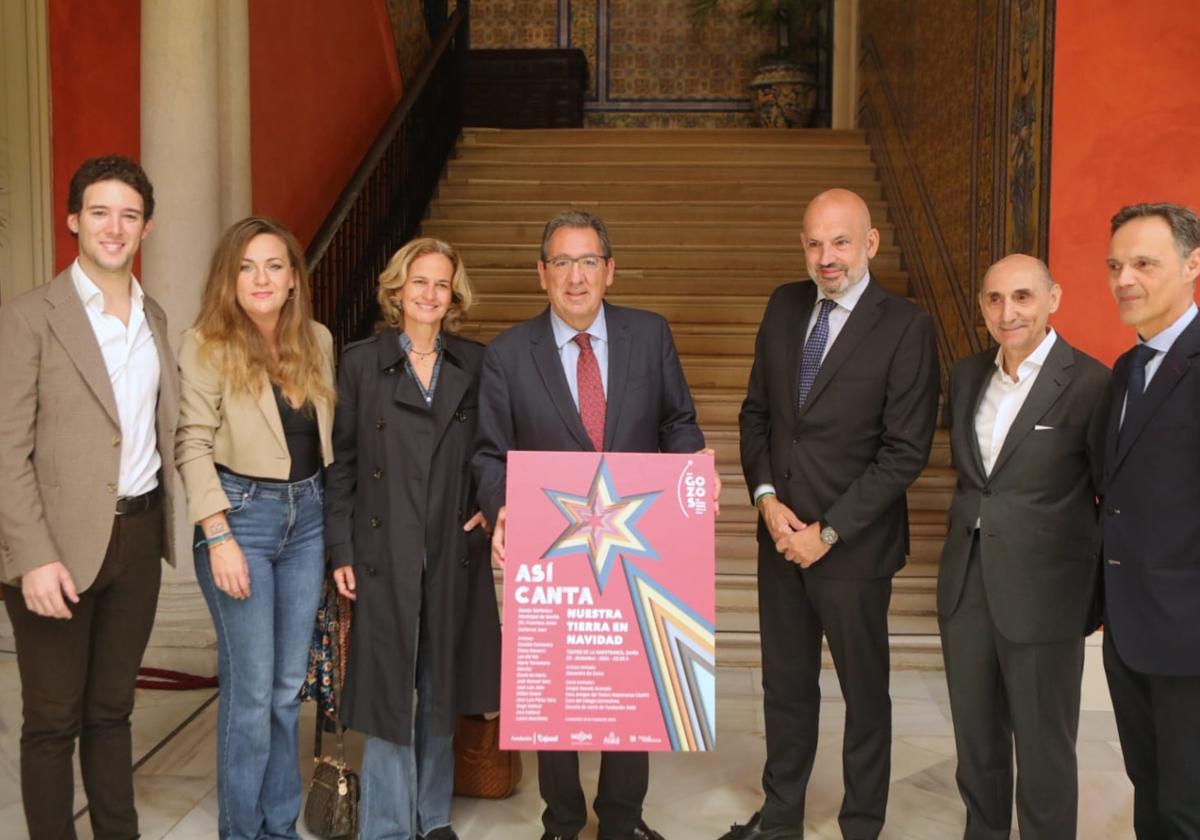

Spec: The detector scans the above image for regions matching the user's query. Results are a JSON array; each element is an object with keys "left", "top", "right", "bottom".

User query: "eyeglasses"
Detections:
[{"left": 543, "top": 254, "right": 609, "bottom": 274}]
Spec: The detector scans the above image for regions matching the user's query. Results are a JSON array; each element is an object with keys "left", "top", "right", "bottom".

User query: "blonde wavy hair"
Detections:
[
  {"left": 193, "top": 216, "right": 335, "bottom": 408},
  {"left": 376, "top": 237, "right": 474, "bottom": 333}
]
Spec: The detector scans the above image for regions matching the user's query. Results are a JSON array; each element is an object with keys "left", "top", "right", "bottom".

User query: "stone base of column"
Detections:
[{"left": 142, "top": 578, "right": 218, "bottom": 675}]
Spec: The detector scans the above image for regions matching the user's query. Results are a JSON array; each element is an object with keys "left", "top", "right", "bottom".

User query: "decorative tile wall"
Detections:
[
  {"left": 859, "top": 0, "right": 1054, "bottom": 376},
  {"left": 471, "top": 0, "right": 774, "bottom": 126}
]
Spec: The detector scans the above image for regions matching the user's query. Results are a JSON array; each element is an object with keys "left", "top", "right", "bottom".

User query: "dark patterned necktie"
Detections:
[
  {"left": 1120, "top": 343, "right": 1157, "bottom": 435},
  {"left": 574, "top": 333, "right": 606, "bottom": 450},
  {"left": 797, "top": 298, "right": 837, "bottom": 410}
]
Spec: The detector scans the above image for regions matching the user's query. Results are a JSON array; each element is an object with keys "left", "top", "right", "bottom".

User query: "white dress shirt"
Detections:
[
  {"left": 975, "top": 328, "right": 1058, "bottom": 476},
  {"left": 753, "top": 274, "right": 873, "bottom": 504},
  {"left": 1119, "top": 302, "right": 1198, "bottom": 426},
  {"left": 549, "top": 305, "right": 609, "bottom": 409},
  {"left": 72, "top": 260, "right": 162, "bottom": 497}
]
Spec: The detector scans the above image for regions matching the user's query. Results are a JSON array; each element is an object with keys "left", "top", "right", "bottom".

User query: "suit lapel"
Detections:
[
  {"left": 529, "top": 309, "right": 594, "bottom": 450},
  {"left": 144, "top": 297, "right": 177, "bottom": 457},
  {"left": 377, "top": 328, "right": 431, "bottom": 412},
  {"left": 958, "top": 352, "right": 993, "bottom": 482},
  {"left": 989, "top": 336, "right": 1071, "bottom": 477},
  {"left": 1111, "top": 317, "right": 1200, "bottom": 472},
  {"left": 43, "top": 271, "right": 121, "bottom": 427},
  {"left": 429, "top": 340, "right": 471, "bottom": 443},
  {"left": 786, "top": 282, "right": 817, "bottom": 416},
  {"left": 144, "top": 296, "right": 175, "bottom": 401},
  {"left": 800, "top": 280, "right": 885, "bottom": 413},
  {"left": 256, "top": 380, "right": 289, "bottom": 452},
  {"left": 602, "top": 304, "right": 630, "bottom": 451},
  {"left": 1104, "top": 352, "right": 1130, "bottom": 482}
]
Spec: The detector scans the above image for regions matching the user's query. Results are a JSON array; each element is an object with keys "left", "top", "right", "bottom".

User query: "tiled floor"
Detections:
[{"left": 0, "top": 636, "right": 1135, "bottom": 839}]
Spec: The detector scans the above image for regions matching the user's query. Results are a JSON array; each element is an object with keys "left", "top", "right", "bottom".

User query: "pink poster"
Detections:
[{"left": 501, "top": 451, "right": 716, "bottom": 752}]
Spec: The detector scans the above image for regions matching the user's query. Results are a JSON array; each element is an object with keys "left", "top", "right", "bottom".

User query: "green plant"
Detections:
[{"left": 689, "top": 0, "right": 824, "bottom": 67}]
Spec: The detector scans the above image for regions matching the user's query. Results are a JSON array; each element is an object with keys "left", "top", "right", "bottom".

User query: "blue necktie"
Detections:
[
  {"left": 1120, "top": 343, "right": 1157, "bottom": 435},
  {"left": 797, "top": 299, "right": 837, "bottom": 410}
]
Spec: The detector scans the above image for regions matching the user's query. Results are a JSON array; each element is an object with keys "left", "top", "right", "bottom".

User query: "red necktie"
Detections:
[{"left": 574, "top": 333, "right": 606, "bottom": 450}]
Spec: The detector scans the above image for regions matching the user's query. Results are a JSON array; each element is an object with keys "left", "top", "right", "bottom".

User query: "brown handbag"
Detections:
[
  {"left": 304, "top": 735, "right": 359, "bottom": 839},
  {"left": 452, "top": 714, "right": 523, "bottom": 799}
]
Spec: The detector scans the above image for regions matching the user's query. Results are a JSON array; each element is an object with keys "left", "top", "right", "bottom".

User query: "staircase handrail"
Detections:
[{"left": 306, "top": 4, "right": 469, "bottom": 351}]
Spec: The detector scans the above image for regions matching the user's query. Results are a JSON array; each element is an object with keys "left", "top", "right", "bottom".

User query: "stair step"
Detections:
[
  {"left": 697, "top": 427, "right": 951, "bottom": 469},
  {"left": 453, "top": 244, "right": 904, "bottom": 272},
  {"left": 428, "top": 199, "right": 892, "bottom": 223},
  {"left": 461, "top": 127, "right": 870, "bottom": 145},
  {"left": 455, "top": 143, "right": 874, "bottom": 166},
  {"left": 460, "top": 293, "right": 767, "bottom": 326},
  {"left": 462, "top": 268, "right": 911, "bottom": 298},
  {"left": 461, "top": 321, "right": 762, "bottom": 356},
  {"left": 436, "top": 180, "right": 885, "bottom": 203},
  {"left": 423, "top": 219, "right": 897, "bottom": 249},
  {"left": 445, "top": 160, "right": 881, "bottom": 184},
  {"left": 716, "top": 632, "right": 945, "bottom": 669}
]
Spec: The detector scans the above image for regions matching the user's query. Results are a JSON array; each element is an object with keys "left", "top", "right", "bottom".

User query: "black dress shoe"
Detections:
[
  {"left": 716, "top": 811, "right": 803, "bottom": 840},
  {"left": 419, "top": 829, "right": 460, "bottom": 840},
  {"left": 539, "top": 833, "right": 578, "bottom": 840},
  {"left": 599, "top": 819, "right": 666, "bottom": 840}
]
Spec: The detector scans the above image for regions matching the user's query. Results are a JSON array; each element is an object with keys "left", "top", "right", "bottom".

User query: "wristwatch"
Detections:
[{"left": 819, "top": 522, "right": 839, "bottom": 545}]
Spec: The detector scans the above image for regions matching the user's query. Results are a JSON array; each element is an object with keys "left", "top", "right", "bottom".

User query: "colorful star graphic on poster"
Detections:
[{"left": 541, "top": 458, "right": 661, "bottom": 591}]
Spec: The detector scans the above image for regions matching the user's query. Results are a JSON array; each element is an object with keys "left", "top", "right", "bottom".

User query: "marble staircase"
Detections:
[{"left": 424, "top": 127, "right": 951, "bottom": 670}]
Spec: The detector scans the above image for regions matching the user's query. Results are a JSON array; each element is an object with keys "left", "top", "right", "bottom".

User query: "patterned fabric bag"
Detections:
[{"left": 300, "top": 574, "right": 352, "bottom": 720}]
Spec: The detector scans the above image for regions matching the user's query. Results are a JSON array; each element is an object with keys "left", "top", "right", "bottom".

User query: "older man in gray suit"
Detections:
[
  {"left": 938, "top": 254, "right": 1109, "bottom": 839},
  {"left": 0, "top": 155, "right": 179, "bottom": 839}
]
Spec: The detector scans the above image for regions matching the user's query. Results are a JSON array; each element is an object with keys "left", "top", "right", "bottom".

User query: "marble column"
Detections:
[
  {"left": 140, "top": 0, "right": 251, "bottom": 673},
  {"left": 0, "top": 0, "right": 54, "bottom": 304}
]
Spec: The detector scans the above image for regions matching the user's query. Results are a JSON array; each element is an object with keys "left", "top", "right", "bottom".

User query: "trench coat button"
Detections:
[
  {"left": 385, "top": 366, "right": 396, "bottom": 374},
  {"left": 364, "top": 564, "right": 378, "bottom": 576},
  {"left": 372, "top": 468, "right": 384, "bottom": 480},
  {"left": 375, "top": 418, "right": 386, "bottom": 430},
  {"left": 1106, "top": 506, "right": 1120, "bottom": 515},
  {"left": 983, "top": 489, "right": 995, "bottom": 497},
  {"left": 106, "top": 482, "right": 117, "bottom": 493},
  {"left": 782, "top": 470, "right": 791, "bottom": 480},
  {"left": 370, "top": 516, "right": 381, "bottom": 528},
  {"left": 111, "top": 435, "right": 121, "bottom": 447}
]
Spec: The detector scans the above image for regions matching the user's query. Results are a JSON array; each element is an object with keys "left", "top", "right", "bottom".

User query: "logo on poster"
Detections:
[
  {"left": 677, "top": 460, "right": 709, "bottom": 518},
  {"left": 570, "top": 731, "right": 593, "bottom": 744},
  {"left": 603, "top": 732, "right": 621, "bottom": 746}
]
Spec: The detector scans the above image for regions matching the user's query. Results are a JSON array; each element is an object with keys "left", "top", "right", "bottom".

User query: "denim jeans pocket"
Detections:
[{"left": 219, "top": 475, "right": 254, "bottom": 515}]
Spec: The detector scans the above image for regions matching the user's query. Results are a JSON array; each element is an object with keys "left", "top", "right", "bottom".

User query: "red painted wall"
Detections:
[
  {"left": 48, "top": 0, "right": 141, "bottom": 272},
  {"left": 248, "top": 0, "right": 403, "bottom": 249},
  {"left": 1048, "top": 2, "right": 1200, "bottom": 366}
]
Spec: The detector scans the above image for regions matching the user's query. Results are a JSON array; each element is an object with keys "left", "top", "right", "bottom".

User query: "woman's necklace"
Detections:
[{"left": 409, "top": 345, "right": 437, "bottom": 361}]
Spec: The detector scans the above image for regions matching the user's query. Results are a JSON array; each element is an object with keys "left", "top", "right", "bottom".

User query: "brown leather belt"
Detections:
[{"left": 115, "top": 485, "right": 161, "bottom": 515}]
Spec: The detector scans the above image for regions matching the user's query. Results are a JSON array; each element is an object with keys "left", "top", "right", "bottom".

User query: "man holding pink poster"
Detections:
[{"left": 473, "top": 210, "right": 709, "bottom": 840}]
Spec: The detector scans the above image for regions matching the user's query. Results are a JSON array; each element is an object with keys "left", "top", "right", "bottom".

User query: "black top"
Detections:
[{"left": 272, "top": 383, "right": 321, "bottom": 482}]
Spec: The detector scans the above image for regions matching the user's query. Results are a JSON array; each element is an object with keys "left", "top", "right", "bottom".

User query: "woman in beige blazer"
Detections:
[{"left": 176, "top": 216, "right": 335, "bottom": 840}]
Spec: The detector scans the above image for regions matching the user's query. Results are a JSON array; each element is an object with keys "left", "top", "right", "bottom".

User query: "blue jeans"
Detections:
[
  {"left": 360, "top": 652, "right": 455, "bottom": 840},
  {"left": 195, "top": 470, "right": 326, "bottom": 840}
]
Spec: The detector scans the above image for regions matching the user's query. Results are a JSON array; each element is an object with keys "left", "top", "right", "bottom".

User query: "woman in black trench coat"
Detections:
[{"left": 323, "top": 237, "right": 500, "bottom": 840}]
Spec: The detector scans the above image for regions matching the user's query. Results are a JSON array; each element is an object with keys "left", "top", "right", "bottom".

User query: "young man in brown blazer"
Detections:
[{"left": 0, "top": 155, "right": 179, "bottom": 839}]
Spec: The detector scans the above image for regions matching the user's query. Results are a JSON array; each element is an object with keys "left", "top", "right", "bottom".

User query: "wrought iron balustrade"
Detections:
[{"left": 306, "top": 3, "right": 469, "bottom": 352}]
